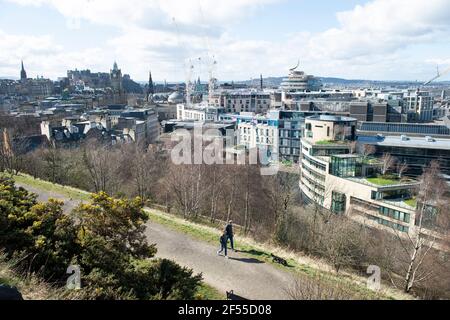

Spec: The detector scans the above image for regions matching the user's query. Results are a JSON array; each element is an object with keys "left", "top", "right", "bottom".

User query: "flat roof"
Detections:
[
  {"left": 307, "top": 115, "right": 357, "bottom": 122},
  {"left": 358, "top": 135, "right": 450, "bottom": 150}
]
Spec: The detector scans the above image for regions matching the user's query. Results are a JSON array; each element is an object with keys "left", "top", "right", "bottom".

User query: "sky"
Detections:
[{"left": 1, "top": 0, "right": 450, "bottom": 82}]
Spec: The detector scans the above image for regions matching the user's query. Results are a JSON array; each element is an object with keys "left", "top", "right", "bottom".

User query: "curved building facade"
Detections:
[
  {"left": 298, "top": 115, "right": 445, "bottom": 245},
  {"left": 280, "top": 66, "right": 322, "bottom": 92}
]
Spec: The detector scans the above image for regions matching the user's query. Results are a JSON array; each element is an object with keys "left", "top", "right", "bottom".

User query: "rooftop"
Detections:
[
  {"left": 358, "top": 135, "right": 450, "bottom": 150},
  {"left": 307, "top": 115, "right": 357, "bottom": 122}
]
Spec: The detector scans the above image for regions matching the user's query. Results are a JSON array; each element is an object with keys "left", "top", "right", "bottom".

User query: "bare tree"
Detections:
[
  {"left": 318, "top": 216, "right": 367, "bottom": 273},
  {"left": 380, "top": 153, "right": 396, "bottom": 175},
  {"left": 396, "top": 160, "right": 409, "bottom": 179},
  {"left": 205, "top": 164, "right": 226, "bottom": 223},
  {"left": 401, "top": 161, "right": 448, "bottom": 293},
  {"left": 166, "top": 163, "right": 206, "bottom": 219},
  {"left": 38, "top": 147, "right": 65, "bottom": 184},
  {"left": 348, "top": 141, "right": 357, "bottom": 154},
  {"left": 82, "top": 144, "right": 119, "bottom": 194},
  {"left": 286, "top": 274, "right": 358, "bottom": 300},
  {"left": 358, "top": 144, "right": 376, "bottom": 159}
]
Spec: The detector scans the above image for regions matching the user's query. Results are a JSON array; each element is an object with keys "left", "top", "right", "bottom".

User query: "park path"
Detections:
[{"left": 16, "top": 182, "right": 294, "bottom": 299}]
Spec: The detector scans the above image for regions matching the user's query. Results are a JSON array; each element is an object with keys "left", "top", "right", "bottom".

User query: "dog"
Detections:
[
  {"left": 271, "top": 253, "right": 288, "bottom": 267},
  {"left": 226, "top": 290, "right": 248, "bottom": 300}
]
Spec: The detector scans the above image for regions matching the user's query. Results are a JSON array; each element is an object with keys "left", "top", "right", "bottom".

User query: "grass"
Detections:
[
  {"left": 12, "top": 173, "right": 91, "bottom": 201},
  {"left": 0, "top": 254, "right": 63, "bottom": 300},
  {"left": 10, "top": 173, "right": 413, "bottom": 300},
  {"left": 315, "top": 140, "right": 337, "bottom": 145},
  {"left": 404, "top": 198, "right": 417, "bottom": 208},
  {"left": 145, "top": 209, "right": 409, "bottom": 300},
  {"left": 195, "top": 283, "right": 225, "bottom": 300},
  {"left": 366, "top": 176, "right": 400, "bottom": 186}
]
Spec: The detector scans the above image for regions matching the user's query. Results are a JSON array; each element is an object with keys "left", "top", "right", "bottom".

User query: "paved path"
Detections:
[{"left": 17, "top": 183, "right": 294, "bottom": 299}]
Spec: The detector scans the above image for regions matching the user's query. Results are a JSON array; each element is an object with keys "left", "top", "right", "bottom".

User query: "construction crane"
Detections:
[
  {"left": 423, "top": 65, "right": 450, "bottom": 86},
  {"left": 420, "top": 64, "right": 450, "bottom": 130}
]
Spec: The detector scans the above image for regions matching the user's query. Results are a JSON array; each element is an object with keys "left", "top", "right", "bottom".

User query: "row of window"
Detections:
[
  {"left": 366, "top": 214, "right": 409, "bottom": 233},
  {"left": 280, "top": 147, "right": 300, "bottom": 155},
  {"left": 241, "top": 127, "right": 274, "bottom": 136},
  {"left": 301, "top": 175, "right": 325, "bottom": 193},
  {"left": 280, "top": 138, "right": 300, "bottom": 147},
  {"left": 302, "top": 154, "right": 326, "bottom": 171},
  {"left": 378, "top": 206, "right": 411, "bottom": 223},
  {"left": 301, "top": 181, "right": 324, "bottom": 205},
  {"left": 301, "top": 163, "right": 325, "bottom": 182}
]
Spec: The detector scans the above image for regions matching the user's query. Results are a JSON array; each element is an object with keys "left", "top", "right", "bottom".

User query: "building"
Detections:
[
  {"left": 403, "top": 90, "right": 433, "bottom": 122},
  {"left": 280, "top": 63, "right": 322, "bottom": 93},
  {"left": 176, "top": 103, "right": 225, "bottom": 122},
  {"left": 357, "top": 121, "right": 450, "bottom": 138},
  {"left": 276, "top": 110, "right": 303, "bottom": 164},
  {"left": 209, "top": 90, "right": 271, "bottom": 113},
  {"left": 357, "top": 134, "right": 450, "bottom": 181},
  {"left": 220, "top": 112, "right": 279, "bottom": 159},
  {"left": 283, "top": 90, "right": 354, "bottom": 112},
  {"left": 110, "top": 62, "right": 123, "bottom": 93},
  {"left": 20, "top": 61, "right": 27, "bottom": 82},
  {"left": 299, "top": 115, "right": 442, "bottom": 241},
  {"left": 41, "top": 106, "right": 159, "bottom": 145}
]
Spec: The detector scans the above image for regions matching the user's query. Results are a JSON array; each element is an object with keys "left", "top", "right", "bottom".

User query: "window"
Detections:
[
  {"left": 331, "top": 191, "right": 346, "bottom": 214},
  {"left": 378, "top": 206, "right": 410, "bottom": 223}
]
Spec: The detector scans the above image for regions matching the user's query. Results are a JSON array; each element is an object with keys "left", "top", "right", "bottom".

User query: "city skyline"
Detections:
[{"left": 1, "top": 0, "right": 450, "bottom": 82}]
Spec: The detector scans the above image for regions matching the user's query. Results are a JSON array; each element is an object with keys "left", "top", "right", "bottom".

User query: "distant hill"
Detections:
[{"left": 237, "top": 76, "right": 450, "bottom": 88}]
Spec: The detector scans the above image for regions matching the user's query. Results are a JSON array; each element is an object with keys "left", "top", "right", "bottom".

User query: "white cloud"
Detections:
[
  {"left": 3, "top": 0, "right": 450, "bottom": 81},
  {"left": 0, "top": 29, "right": 111, "bottom": 79},
  {"left": 6, "top": 0, "right": 280, "bottom": 29}
]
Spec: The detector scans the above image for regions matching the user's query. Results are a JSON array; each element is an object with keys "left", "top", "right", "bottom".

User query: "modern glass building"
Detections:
[{"left": 357, "top": 135, "right": 450, "bottom": 180}]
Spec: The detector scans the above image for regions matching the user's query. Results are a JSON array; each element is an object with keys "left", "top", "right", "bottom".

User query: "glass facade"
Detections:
[
  {"left": 378, "top": 206, "right": 410, "bottom": 223},
  {"left": 330, "top": 156, "right": 361, "bottom": 177},
  {"left": 367, "top": 214, "right": 410, "bottom": 233},
  {"left": 311, "top": 147, "right": 349, "bottom": 157}
]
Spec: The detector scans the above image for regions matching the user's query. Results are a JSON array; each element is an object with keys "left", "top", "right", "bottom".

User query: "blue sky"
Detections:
[{"left": 1, "top": 0, "right": 449, "bottom": 82}]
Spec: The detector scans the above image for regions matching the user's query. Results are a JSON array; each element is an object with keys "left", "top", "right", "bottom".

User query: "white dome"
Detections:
[{"left": 168, "top": 91, "right": 184, "bottom": 103}]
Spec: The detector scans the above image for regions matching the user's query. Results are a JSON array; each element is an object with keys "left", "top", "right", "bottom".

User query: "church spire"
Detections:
[
  {"left": 148, "top": 70, "right": 154, "bottom": 95},
  {"left": 20, "top": 60, "right": 27, "bottom": 81}
]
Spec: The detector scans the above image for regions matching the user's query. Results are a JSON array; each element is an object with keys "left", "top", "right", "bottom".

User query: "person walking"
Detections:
[
  {"left": 225, "top": 220, "right": 235, "bottom": 251},
  {"left": 217, "top": 231, "right": 228, "bottom": 258}
]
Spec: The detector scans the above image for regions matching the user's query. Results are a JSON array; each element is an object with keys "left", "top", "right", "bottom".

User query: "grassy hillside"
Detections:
[{"left": 10, "top": 173, "right": 413, "bottom": 300}]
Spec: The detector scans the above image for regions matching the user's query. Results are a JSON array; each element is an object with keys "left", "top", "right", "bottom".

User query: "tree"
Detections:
[
  {"left": 266, "top": 171, "right": 298, "bottom": 241},
  {"left": 166, "top": 163, "right": 206, "bottom": 219},
  {"left": 127, "top": 144, "right": 167, "bottom": 204},
  {"left": 39, "top": 147, "right": 66, "bottom": 184},
  {"left": 380, "top": 153, "right": 396, "bottom": 175},
  {"left": 82, "top": 145, "right": 119, "bottom": 194},
  {"left": 73, "top": 192, "right": 202, "bottom": 299},
  {"left": 0, "top": 175, "right": 78, "bottom": 280},
  {"left": 318, "top": 216, "right": 367, "bottom": 273},
  {"left": 349, "top": 141, "right": 357, "bottom": 154},
  {"left": 396, "top": 160, "right": 408, "bottom": 179},
  {"left": 358, "top": 144, "right": 376, "bottom": 159},
  {"left": 286, "top": 274, "right": 359, "bottom": 300},
  {"left": 401, "top": 161, "right": 448, "bottom": 293}
]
